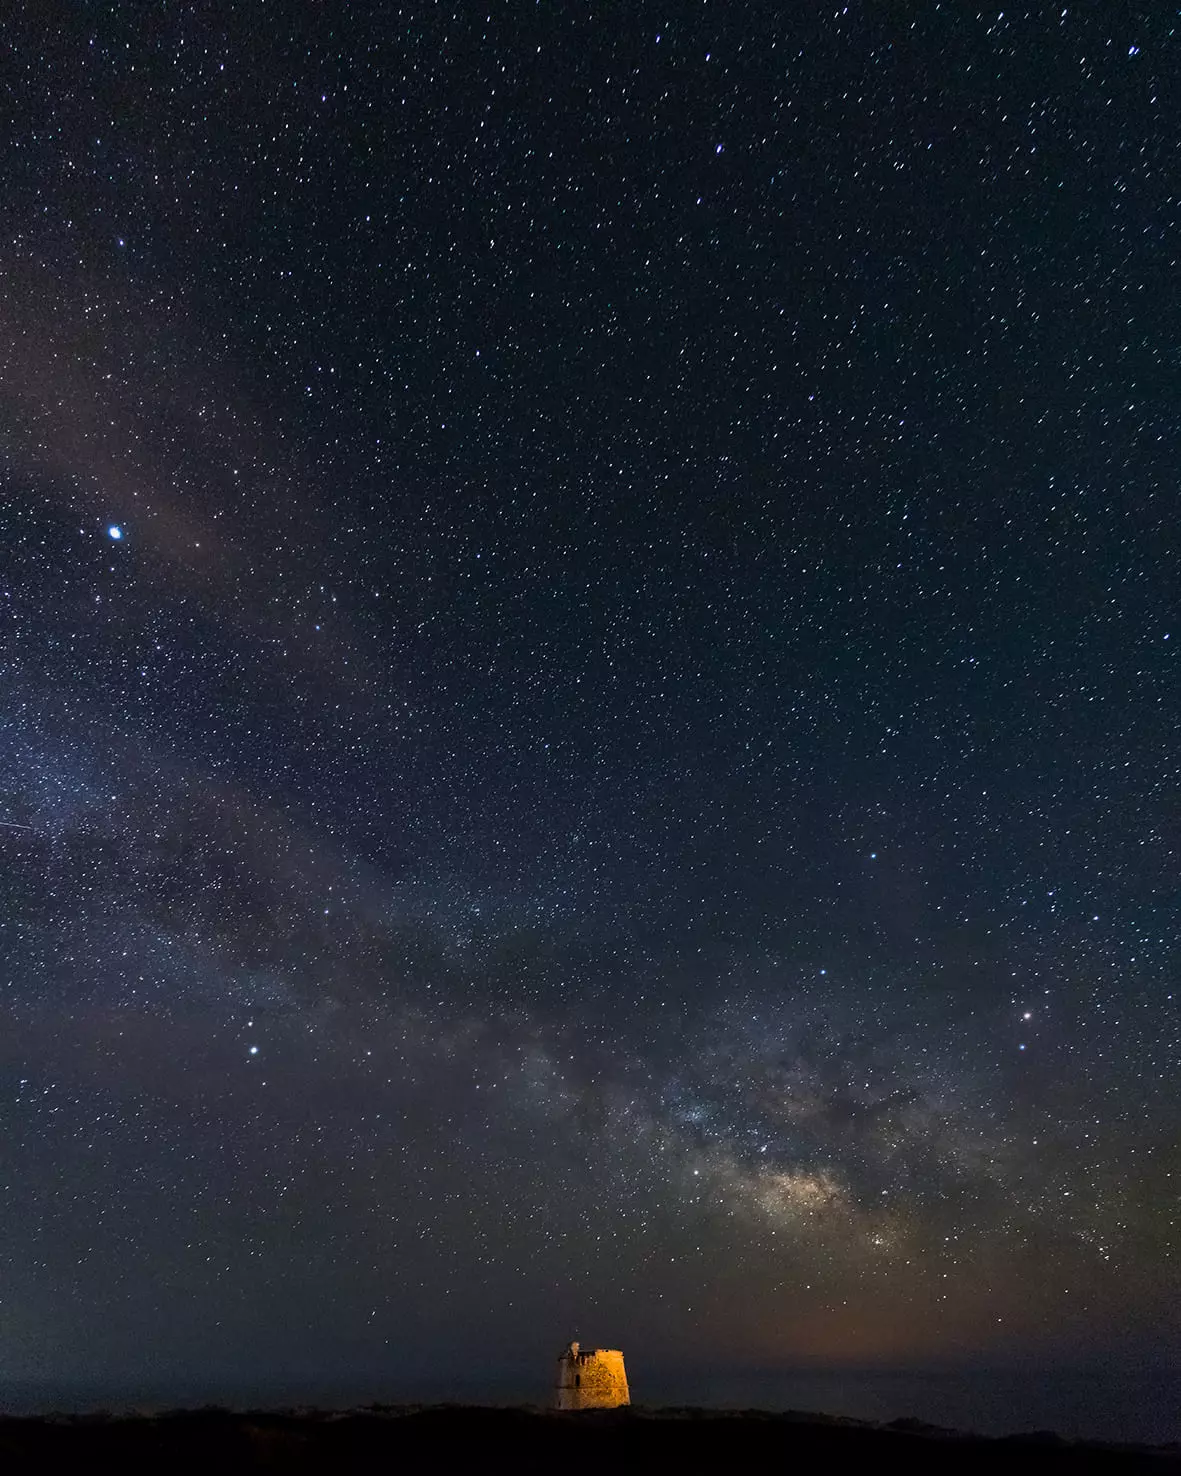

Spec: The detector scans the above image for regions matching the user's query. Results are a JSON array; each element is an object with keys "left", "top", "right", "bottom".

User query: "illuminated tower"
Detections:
[{"left": 553, "top": 1340, "right": 630, "bottom": 1410}]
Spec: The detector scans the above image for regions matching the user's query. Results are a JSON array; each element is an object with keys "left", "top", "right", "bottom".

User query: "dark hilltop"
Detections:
[{"left": 2, "top": 1404, "right": 1177, "bottom": 1475}]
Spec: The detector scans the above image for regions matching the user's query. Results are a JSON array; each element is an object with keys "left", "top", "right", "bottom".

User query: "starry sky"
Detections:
[{"left": 1, "top": 0, "right": 1177, "bottom": 1431}]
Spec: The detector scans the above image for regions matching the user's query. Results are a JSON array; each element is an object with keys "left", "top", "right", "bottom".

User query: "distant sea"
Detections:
[{"left": 2, "top": 1365, "right": 1176, "bottom": 1446}]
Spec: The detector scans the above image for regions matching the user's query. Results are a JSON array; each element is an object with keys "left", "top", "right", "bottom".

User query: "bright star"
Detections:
[{"left": 107, "top": 525, "right": 123, "bottom": 540}]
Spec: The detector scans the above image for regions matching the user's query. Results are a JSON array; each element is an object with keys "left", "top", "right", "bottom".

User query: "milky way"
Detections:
[{"left": 0, "top": 2, "right": 1176, "bottom": 1423}]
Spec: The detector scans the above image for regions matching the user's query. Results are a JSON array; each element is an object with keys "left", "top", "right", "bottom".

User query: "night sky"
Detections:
[{"left": 1, "top": 1, "right": 1178, "bottom": 1436}]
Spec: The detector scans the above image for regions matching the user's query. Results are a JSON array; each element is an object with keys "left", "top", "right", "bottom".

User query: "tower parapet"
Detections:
[{"left": 554, "top": 1340, "right": 630, "bottom": 1410}]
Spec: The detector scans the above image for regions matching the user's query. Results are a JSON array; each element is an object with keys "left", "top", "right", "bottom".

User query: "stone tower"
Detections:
[{"left": 553, "top": 1340, "right": 630, "bottom": 1410}]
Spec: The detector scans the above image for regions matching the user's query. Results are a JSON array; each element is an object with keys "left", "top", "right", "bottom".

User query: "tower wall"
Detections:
[{"left": 554, "top": 1343, "right": 630, "bottom": 1410}]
